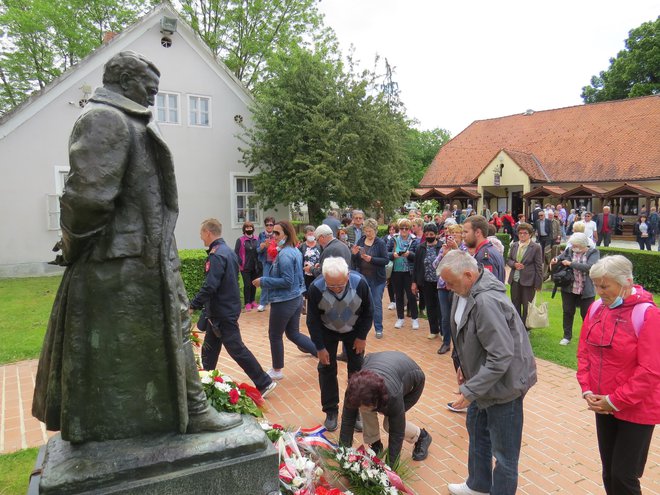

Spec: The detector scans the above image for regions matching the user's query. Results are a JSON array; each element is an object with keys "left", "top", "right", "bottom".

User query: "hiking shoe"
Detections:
[
  {"left": 267, "top": 368, "right": 284, "bottom": 380},
  {"left": 387, "top": 302, "right": 396, "bottom": 310},
  {"left": 411, "top": 319, "right": 420, "bottom": 330},
  {"left": 559, "top": 338, "right": 570, "bottom": 345},
  {"left": 324, "top": 412, "right": 338, "bottom": 432},
  {"left": 447, "top": 482, "right": 489, "bottom": 495},
  {"left": 446, "top": 401, "right": 469, "bottom": 413},
  {"left": 412, "top": 428, "right": 432, "bottom": 461},
  {"left": 394, "top": 319, "right": 404, "bottom": 329},
  {"left": 259, "top": 381, "right": 277, "bottom": 399}
]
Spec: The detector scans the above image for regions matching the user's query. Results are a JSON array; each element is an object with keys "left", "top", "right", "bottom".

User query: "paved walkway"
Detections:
[{"left": 2, "top": 300, "right": 658, "bottom": 494}]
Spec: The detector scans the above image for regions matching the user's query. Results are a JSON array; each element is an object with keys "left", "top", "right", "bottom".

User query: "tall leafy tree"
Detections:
[
  {"left": 0, "top": 0, "right": 156, "bottom": 116},
  {"left": 178, "top": 0, "right": 333, "bottom": 90},
  {"left": 240, "top": 46, "right": 410, "bottom": 223},
  {"left": 581, "top": 16, "right": 660, "bottom": 103},
  {"left": 405, "top": 127, "right": 451, "bottom": 187}
]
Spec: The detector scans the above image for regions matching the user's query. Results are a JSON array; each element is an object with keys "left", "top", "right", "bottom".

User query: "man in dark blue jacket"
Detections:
[{"left": 189, "top": 218, "right": 276, "bottom": 398}]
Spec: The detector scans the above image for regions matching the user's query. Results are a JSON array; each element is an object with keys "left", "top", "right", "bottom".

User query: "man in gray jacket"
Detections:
[{"left": 438, "top": 250, "right": 537, "bottom": 495}]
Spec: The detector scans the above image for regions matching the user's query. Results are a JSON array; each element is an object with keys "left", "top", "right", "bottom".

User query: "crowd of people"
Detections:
[{"left": 190, "top": 203, "right": 659, "bottom": 495}]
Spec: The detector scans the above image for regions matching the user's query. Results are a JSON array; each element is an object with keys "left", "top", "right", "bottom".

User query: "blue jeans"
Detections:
[
  {"left": 466, "top": 397, "right": 523, "bottom": 495},
  {"left": 268, "top": 295, "right": 316, "bottom": 369},
  {"left": 437, "top": 288, "right": 452, "bottom": 345},
  {"left": 367, "top": 278, "right": 386, "bottom": 333}
]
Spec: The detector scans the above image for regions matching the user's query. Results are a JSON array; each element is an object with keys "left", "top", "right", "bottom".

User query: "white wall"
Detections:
[{"left": 0, "top": 13, "right": 289, "bottom": 276}]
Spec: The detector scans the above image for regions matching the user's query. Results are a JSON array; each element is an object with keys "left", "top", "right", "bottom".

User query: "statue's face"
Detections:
[{"left": 122, "top": 69, "right": 159, "bottom": 107}]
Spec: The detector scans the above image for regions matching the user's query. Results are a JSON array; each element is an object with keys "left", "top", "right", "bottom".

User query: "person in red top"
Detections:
[
  {"left": 488, "top": 211, "right": 503, "bottom": 232},
  {"left": 577, "top": 255, "right": 660, "bottom": 495},
  {"left": 595, "top": 205, "right": 617, "bottom": 247}
]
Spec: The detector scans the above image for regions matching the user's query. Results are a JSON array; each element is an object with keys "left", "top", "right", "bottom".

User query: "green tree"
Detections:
[
  {"left": 178, "top": 0, "right": 333, "bottom": 91},
  {"left": 240, "top": 47, "right": 411, "bottom": 223},
  {"left": 0, "top": 0, "right": 156, "bottom": 116},
  {"left": 405, "top": 127, "right": 451, "bottom": 187},
  {"left": 581, "top": 16, "right": 660, "bottom": 103}
]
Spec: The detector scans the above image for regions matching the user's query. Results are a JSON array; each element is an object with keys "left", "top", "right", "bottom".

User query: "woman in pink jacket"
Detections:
[{"left": 577, "top": 255, "right": 659, "bottom": 495}]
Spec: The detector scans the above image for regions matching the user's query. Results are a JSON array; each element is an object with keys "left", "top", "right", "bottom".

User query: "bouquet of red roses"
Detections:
[{"left": 199, "top": 369, "right": 265, "bottom": 417}]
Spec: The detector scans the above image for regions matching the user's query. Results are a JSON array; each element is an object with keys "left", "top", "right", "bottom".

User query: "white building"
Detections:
[{"left": 0, "top": 3, "right": 286, "bottom": 277}]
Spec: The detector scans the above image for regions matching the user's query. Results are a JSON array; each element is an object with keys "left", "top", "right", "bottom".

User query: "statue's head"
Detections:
[{"left": 103, "top": 51, "right": 161, "bottom": 108}]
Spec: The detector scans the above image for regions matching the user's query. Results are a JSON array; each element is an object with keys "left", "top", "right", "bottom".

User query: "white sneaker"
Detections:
[
  {"left": 387, "top": 302, "right": 396, "bottom": 310},
  {"left": 559, "top": 338, "right": 570, "bottom": 345},
  {"left": 427, "top": 333, "right": 438, "bottom": 339},
  {"left": 257, "top": 304, "right": 266, "bottom": 312},
  {"left": 411, "top": 319, "right": 420, "bottom": 330},
  {"left": 447, "top": 482, "right": 489, "bottom": 495},
  {"left": 394, "top": 319, "right": 404, "bottom": 329},
  {"left": 267, "top": 368, "right": 284, "bottom": 380}
]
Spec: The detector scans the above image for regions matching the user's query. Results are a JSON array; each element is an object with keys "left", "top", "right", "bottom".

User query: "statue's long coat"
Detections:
[{"left": 32, "top": 88, "right": 190, "bottom": 443}]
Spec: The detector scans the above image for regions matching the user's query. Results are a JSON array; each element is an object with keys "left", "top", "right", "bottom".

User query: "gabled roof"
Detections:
[
  {"left": 0, "top": 3, "right": 253, "bottom": 139},
  {"left": 604, "top": 183, "right": 660, "bottom": 197},
  {"left": 522, "top": 185, "right": 568, "bottom": 199},
  {"left": 420, "top": 96, "right": 660, "bottom": 187},
  {"left": 563, "top": 184, "right": 609, "bottom": 197}
]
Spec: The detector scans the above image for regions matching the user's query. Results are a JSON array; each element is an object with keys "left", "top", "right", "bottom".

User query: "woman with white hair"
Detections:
[
  {"left": 577, "top": 255, "right": 659, "bottom": 495},
  {"left": 550, "top": 232, "right": 600, "bottom": 345}
]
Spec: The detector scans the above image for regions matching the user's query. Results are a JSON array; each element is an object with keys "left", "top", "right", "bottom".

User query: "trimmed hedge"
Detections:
[
  {"left": 495, "top": 233, "right": 512, "bottom": 260},
  {"left": 597, "top": 247, "right": 660, "bottom": 294},
  {"left": 179, "top": 249, "right": 207, "bottom": 299}
]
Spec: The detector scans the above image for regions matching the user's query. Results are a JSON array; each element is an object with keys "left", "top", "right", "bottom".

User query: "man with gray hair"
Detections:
[
  {"left": 307, "top": 257, "right": 373, "bottom": 432},
  {"left": 438, "top": 250, "right": 537, "bottom": 495},
  {"left": 310, "top": 224, "right": 352, "bottom": 277},
  {"left": 595, "top": 205, "right": 617, "bottom": 247},
  {"left": 346, "top": 209, "right": 365, "bottom": 245}
]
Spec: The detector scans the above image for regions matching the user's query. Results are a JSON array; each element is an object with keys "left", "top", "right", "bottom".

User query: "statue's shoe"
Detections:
[{"left": 187, "top": 409, "right": 243, "bottom": 433}]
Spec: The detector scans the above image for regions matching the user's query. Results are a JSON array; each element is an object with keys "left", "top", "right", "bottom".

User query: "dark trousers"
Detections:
[
  {"left": 596, "top": 414, "right": 655, "bottom": 495},
  {"left": 597, "top": 231, "right": 612, "bottom": 247},
  {"left": 318, "top": 329, "right": 363, "bottom": 414},
  {"left": 269, "top": 295, "right": 316, "bottom": 369},
  {"left": 391, "top": 271, "right": 418, "bottom": 319},
  {"left": 510, "top": 281, "right": 536, "bottom": 329},
  {"left": 537, "top": 235, "right": 550, "bottom": 254},
  {"left": 438, "top": 288, "right": 452, "bottom": 346},
  {"left": 241, "top": 269, "right": 258, "bottom": 305},
  {"left": 421, "top": 281, "right": 440, "bottom": 334},
  {"left": 560, "top": 291, "right": 594, "bottom": 340},
  {"left": 386, "top": 278, "right": 395, "bottom": 303},
  {"left": 637, "top": 237, "right": 652, "bottom": 250},
  {"left": 201, "top": 317, "right": 271, "bottom": 391}
]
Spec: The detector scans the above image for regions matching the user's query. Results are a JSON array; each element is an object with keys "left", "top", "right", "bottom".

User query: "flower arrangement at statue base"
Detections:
[
  {"left": 323, "top": 445, "right": 412, "bottom": 495},
  {"left": 199, "top": 369, "right": 266, "bottom": 417},
  {"left": 260, "top": 423, "right": 353, "bottom": 495}
]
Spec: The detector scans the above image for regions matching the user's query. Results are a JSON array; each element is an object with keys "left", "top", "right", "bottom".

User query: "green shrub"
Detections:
[
  {"left": 179, "top": 249, "right": 207, "bottom": 299},
  {"left": 597, "top": 247, "right": 660, "bottom": 293},
  {"left": 377, "top": 224, "right": 389, "bottom": 237},
  {"left": 495, "top": 233, "right": 512, "bottom": 260}
]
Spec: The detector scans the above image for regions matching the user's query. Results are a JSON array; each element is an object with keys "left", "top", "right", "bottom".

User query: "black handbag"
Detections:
[{"left": 551, "top": 262, "right": 574, "bottom": 298}]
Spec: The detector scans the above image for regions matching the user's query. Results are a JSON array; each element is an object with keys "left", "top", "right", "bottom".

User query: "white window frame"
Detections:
[
  {"left": 230, "top": 173, "right": 260, "bottom": 228},
  {"left": 47, "top": 166, "right": 69, "bottom": 231},
  {"left": 188, "top": 94, "right": 212, "bottom": 127},
  {"left": 155, "top": 91, "right": 180, "bottom": 125}
]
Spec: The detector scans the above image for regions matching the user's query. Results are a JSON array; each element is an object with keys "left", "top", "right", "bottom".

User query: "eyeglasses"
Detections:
[
  {"left": 272, "top": 231, "right": 282, "bottom": 236},
  {"left": 265, "top": 223, "right": 274, "bottom": 227},
  {"left": 585, "top": 318, "right": 619, "bottom": 348},
  {"left": 327, "top": 283, "right": 347, "bottom": 290}
]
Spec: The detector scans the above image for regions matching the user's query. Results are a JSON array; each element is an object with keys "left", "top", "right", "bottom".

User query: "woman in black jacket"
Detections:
[
  {"left": 339, "top": 351, "right": 431, "bottom": 463},
  {"left": 411, "top": 223, "right": 443, "bottom": 340}
]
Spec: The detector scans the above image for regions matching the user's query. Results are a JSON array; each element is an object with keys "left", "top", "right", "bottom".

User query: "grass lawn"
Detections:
[
  {"left": 0, "top": 448, "right": 39, "bottom": 495},
  {"left": 0, "top": 276, "right": 61, "bottom": 365}
]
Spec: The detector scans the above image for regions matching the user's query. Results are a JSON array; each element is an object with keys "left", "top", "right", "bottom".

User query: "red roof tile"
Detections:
[{"left": 421, "top": 96, "right": 660, "bottom": 186}]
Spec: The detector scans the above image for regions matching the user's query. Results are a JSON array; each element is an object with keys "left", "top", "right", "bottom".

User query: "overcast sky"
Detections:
[{"left": 317, "top": 0, "right": 659, "bottom": 136}]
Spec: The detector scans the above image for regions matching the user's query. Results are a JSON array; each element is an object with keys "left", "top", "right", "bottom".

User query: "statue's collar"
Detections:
[{"left": 89, "top": 87, "right": 153, "bottom": 119}]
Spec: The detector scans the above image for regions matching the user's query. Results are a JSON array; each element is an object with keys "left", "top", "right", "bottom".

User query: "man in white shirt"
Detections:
[{"left": 583, "top": 212, "right": 598, "bottom": 243}]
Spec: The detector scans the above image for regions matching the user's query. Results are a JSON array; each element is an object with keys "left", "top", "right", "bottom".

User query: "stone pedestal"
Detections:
[{"left": 29, "top": 416, "right": 278, "bottom": 495}]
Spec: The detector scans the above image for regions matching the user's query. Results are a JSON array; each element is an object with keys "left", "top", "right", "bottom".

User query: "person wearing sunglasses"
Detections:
[
  {"left": 253, "top": 221, "right": 317, "bottom": 381},
  {"left": 577, "top": 255, "right": 660, "bottom": 495},
  {"left": 255, "top": 216, "right": 277, "bottom": 311},
  {"left": 387, "top": 218, "right": 419, "bottom": 330}
]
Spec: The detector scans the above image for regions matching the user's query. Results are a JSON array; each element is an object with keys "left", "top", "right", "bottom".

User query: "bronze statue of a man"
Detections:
[{"left": 33, "top": 51, "right": 241, "bottom": 443}]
